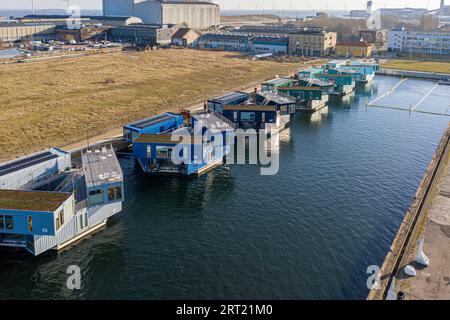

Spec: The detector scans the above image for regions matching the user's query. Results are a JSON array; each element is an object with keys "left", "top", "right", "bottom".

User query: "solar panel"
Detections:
[
  {"left": 0, "top": 152, "right": 58, "bottom": 177},
  {"left": 130, "top": 114, "right": 176, "bottom": 130},
  {"left": 212, "top": 92, "right": 248, "bottom": 104}
]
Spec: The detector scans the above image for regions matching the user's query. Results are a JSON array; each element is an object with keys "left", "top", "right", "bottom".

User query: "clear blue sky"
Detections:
[{"left": 0, "top": 0, "right": 443, "bottom": 11}]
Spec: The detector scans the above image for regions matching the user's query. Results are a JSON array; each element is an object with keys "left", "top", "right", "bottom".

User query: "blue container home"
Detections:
[
  {"left": 0, "top": 144, "right": 124, "bottom": 256},
  {"left": 123, "top": 112, "right": 184, "bottom": 143},
  {"left": 207, "top": 91, "right": 250, "bottom": 114},
  {"left": 132, "top": 112, "right": 236, "bottom": 176}
]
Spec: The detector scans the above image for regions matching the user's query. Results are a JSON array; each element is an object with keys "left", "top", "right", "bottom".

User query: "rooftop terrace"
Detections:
[{"left": 82, "top": 144, "right": 123, "bottom": 188}]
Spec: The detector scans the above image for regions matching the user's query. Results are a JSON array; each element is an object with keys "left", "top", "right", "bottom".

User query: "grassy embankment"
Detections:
[
  {"left": 0, "top": 49, "right": 308, "bottom": 162},
  {"left": 382, "top": 59, "right": 450, "bottom": 74}
]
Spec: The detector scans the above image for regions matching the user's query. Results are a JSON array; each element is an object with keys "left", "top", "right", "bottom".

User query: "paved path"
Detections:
[{"left": 399, "top": 152, "right": 450, "bottom": 299}]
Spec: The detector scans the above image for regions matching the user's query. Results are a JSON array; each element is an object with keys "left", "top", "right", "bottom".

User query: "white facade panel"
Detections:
[{"left": 88, "top": 202, "right": 122, "bottom": 228}]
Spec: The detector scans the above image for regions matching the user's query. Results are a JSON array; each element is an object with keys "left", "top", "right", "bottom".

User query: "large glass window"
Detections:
[
  {"left": 108, "top": 186, "right": 122, "bottom": 202},
  {"left": 0, "top": 215, "right": 4, "bottom": 230},
  {"left": 88, "top": 189, "right": 104, "bottom": 206}
]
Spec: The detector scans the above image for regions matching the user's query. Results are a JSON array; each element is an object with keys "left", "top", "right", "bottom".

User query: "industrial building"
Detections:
[
  {"left": 108, "top": 23, "right": 178, "bottom": 45},
  {"left": 250, "top": 37, "right": 289, "bottom": 54},
  {"left": 387, "top": 27, "right": 450, "bottom": 55},
  {"left": 197, "top": 34, "right": 249, "bottom": 51},
  {"left": 0, "top": 22, "right": 56, "bottom": 43},
  {"left": 55, "top": 25, "right": 110, "bottom": 43},
  {"left": 103, "top": 0, "right": 220, "bottom": 30},
  {"left": 288, "top": 27, "right": 337, "bottom": 57}
]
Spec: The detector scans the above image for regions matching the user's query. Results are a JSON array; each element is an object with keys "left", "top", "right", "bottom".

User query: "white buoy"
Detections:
[
  {"left": 386, "top": 277, "right": 397, "bottom": 300},
  {"left": 404, "top": 265, "right": 417, "bottom": 277},
  {"left": 416, "top": 236, "right": 430, "bottom": 267}
]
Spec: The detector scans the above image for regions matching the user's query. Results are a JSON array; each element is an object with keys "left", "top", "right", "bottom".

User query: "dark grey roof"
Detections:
[{"left": 252, "top": 36, "right": 289, "bottom": 45}]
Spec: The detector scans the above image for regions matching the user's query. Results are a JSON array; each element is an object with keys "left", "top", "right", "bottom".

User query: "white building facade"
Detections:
[{"left": 387, "top": 28, "right": 450, "bottom": 55}]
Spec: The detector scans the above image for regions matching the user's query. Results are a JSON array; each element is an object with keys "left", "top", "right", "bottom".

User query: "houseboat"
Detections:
[
  {"left": 279, "top": 78, "right": 334, "bottom": 112},
  {"left": 132, "top": 111, "right": 236, "bottom": 176},
  {"left": 261, "top": 77, "right": 294, "bottom": 92},
  {"left": 207, "top": 91, "right": 250, "bottom": 114},
  {"left": 0, "top": 144, "right": 124, "bottom": 256},
  {"left": 123, "top": 112, "right": 184, "bottom": 143}
]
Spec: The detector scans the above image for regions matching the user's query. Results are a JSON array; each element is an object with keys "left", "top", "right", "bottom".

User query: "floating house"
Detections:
[
  {"left": 325, "top": 60, "right": 348, "bottom": 70},
  {"left": 314, "top": 71, "right": 356, "bottom": 96},
  {"left": 123, "top": 112, "right": 184, "bottom": 143},
  {"left": 132, "top": 112, "right": 236, "bottom": 176},
  {"left": 279, "top": 78, "right": 333, "bottom": 112},
  {"left": 261, "top": 77, "right": 294, "bottom": 92},
  {"left": 0, "top": 144, "right": 124, "bottom": 256},
  {"left": 342, "top": 60, "right": 380, "bottom": 83},
  {"left": 298, "top": 67, "right": 324, "bottom": 78},
  {"left": 207, "top": 91, "right": 250, "bottom": 114},
  {"left": 255, "top": 91, "right": 297, "bottom": 115},
  {"left": 325, "top": 59, "right": 380, "bottom": 83},
  {"left": 0, "top": 148, "right": 71, "bottom": 191}
]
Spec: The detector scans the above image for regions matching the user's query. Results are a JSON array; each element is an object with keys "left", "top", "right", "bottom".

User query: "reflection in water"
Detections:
[{"left": 0, "top": 75, "right": 449, "bottom": 299}]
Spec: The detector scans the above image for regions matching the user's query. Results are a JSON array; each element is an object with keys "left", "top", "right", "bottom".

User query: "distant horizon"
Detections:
[{"left": 0, "top": 0, "right": 445, "bottom": 12}]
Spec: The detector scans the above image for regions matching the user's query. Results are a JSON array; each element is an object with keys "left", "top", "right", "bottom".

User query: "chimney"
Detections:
[
  {"left": 367, "top": 1, "right": 373, "bottom": 14},
  {"left": 440, "top": 0, "right": 445, "bottom": 16}
]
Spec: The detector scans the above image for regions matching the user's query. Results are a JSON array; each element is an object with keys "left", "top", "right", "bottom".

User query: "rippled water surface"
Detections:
[{"left": 1, "top": 75, "right": 449, "bottom": 299}]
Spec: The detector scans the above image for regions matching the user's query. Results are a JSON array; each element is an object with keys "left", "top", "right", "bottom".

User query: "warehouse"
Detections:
[
  {"left": 108, "top": 23, "right": 178, "bottom": 45},
  {"left": 197, "top": 34, "right": 250, "bottom": 51},
  {"left": 103, "top": 0, "right": 220, "bottom": 30},
  {"left": 250, "top": 37, "right": 289, "bottom": 54},
  {"left": 0, "top": 22, "right": 56, "bottom": 43}
]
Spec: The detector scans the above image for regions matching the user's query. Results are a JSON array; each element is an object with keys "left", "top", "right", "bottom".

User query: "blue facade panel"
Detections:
[
  {"left": 123, "top": 113, "right": 184, "bottom": 143},
  {"left": 0, "top": 209, "right": 55, "bottom": 236}
]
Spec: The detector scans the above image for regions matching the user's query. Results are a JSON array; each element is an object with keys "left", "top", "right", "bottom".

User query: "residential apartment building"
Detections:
[
  {"left": 387, "top": 27, "right": 450, "bottom": 55},
  {"left": 288, "top": 27, "right": 337, "bottom": 57}
]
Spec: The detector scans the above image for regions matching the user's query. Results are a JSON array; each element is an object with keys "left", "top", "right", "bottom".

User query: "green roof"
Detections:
[{"left": 0, "top": 190, "right": 71, "bottom": 212}]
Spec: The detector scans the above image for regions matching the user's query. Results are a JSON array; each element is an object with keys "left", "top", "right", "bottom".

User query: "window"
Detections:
[
  {"left": 108, "top": 186, "right": 122, "bottom": 202},
  {"left": 59, "top": 210, "right": 65, "bottom": 226},
  {"left": 28, "top": 216, "right": 33, "bottom": 232},
  {"left": 156, "top": 146, "right": 173, "bottom": 159},
  {"left": 88, "top": 189, "right": 104, "bottom": 206},
  {"left": 56, "top": 217, "right": 60, "bottom": 231},
  {"left": 1, "top": 215, "right": 14, "bottom": 231}
]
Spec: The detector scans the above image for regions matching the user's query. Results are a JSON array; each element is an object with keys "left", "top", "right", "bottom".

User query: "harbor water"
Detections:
[{"left": 0, "top": 75, "right": 449, "bottom": 299}]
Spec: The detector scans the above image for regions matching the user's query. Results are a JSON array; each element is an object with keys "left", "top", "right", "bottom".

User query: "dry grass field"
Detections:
[{"left": 0, "top": 49, "right": 304, "bottom": 162}]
